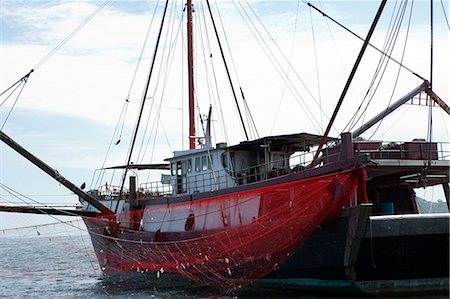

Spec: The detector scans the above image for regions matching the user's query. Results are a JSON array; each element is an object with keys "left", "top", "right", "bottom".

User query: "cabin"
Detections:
[{"left": 164, "top": 133, "right": 333, "bottom": 196}]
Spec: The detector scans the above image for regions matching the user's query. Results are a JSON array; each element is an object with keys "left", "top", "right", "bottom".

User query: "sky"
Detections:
[{"left": 1, "top": 0, "right": 449, "bottom": 230}]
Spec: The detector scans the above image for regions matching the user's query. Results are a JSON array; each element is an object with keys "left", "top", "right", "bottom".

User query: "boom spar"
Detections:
[{"left": 0, "top": 130, "right": 114, "bottom": 216}]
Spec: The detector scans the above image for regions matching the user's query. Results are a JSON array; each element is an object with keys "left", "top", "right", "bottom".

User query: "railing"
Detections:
[
  {"left": 137, "top": 150, "right": 323, "bottom": 198},
  {"left": 99, "top": 140, "right": 449, "bottom": 201},
  {"left": 138, "top": 181, "right": 172, "bottom": 198},
  {"left": 354, "top": 141, "right": 450, "bottom": 161}
]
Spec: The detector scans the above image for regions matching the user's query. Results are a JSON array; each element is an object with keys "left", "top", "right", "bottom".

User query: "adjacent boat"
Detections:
[{"left": 1, "top": 0, "right": 448, "bottom": 295}]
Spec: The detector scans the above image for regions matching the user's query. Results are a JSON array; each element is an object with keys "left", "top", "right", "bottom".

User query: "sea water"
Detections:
[
  {"left": 0, "top": 234, "right": 446, "bottom": 298},
  {"left": 0, "top": 234, "right": 188, "bottom": 298}
]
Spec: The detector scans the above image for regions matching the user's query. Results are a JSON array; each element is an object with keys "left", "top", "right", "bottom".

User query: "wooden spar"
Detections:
[
  {"left": 0, "top": 205, "right": 99, "bottom": 217},
  {"left": 310, "top": 0, "right": 387, "bottom": 168},
  {"left": 187, "top": 0, "right": 196, "bottom": 149},
  {"left": 424, "top": 82, "right": 450, "bottom": 115},
  {"left": 0, "top": 130, "right": 114, "bottom": 216},
  {"left": 353, "top": 80, "right": 450, "bottom": 138}
]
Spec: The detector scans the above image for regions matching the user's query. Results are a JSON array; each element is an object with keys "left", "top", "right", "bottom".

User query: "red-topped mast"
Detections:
[{"left": 187, "top": 0, "right": 196, "bottom": 149}]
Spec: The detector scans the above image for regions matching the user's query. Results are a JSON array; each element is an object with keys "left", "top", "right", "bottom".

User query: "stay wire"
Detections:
[
  {"left": 440, "top": 0, "right": 450, "bottom": 30},
  {"left": 243, "top": 0, "right": 321, "bottom": 105},
  {"left": 137, "top": 2, "right": 179, "bottom": 163},
  {"left": 309, "top": 6, "right": 323, "bottom": 130},
  {"left": 1, "top": 79, "right": 27, "bottom": 130},
  {"left": 199, "top": 1, "right": 229, "bottom": 143},
  {"left": 0, "top": 182, "right": 87, "bottom": 219},
  {"left": 118, "top": 0, "right": 170, "bottom": 202},
  {"left": 270, "top": 0, "right": 301, "bottom": 134},
  {"left": 428, "top": 0, "right": 434, "bottom": 146},
  {"left": 94, "top": 0, "right": 162, "bottom": 189},
  {"left": 206, "top": 0, "right": 249, "bottom": 141},
  {"left": 33, "top": 0, "right": 110, "bottom": 71},
  {"left": 197, "top": 1, "right": 215, "bottom": 109},
  {"left": 368, "top": 0, "right": 415, "bottom": 140},
  {"left": 233, "top": 1, "right": 323, "bottom": 134},
  {"left": 357, "top": 0, "right": 408, "bottom": 128},
  {"left": 344, "top": 0, "right": 407, "bottom": 133},
  {"left": 214, "top": 1, "right": 259, "bottom": 139},
  {"left": 0, "top": 69, "right": 33, "bottom": 98},
  {"left": 238, "top": 0, "right": 329, "bottom": 134},
  {"left": 304, "top": 0, "right": 426, "bottom": 81},
  {"left": 0, "top": 80, "right": 23, "bottom": 108},
  {"left": 200, "top": 2, "right": 230, "bottom": 144},
  {"left": 1, "top": 71, "right": 33, "bottom": 129}
]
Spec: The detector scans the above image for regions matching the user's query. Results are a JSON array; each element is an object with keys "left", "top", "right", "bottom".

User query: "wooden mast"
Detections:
[{"left": 187, "top": 0, "right": 196, "bottom": 149}]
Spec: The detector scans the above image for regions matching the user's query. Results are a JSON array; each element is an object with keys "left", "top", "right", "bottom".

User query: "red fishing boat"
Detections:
[{"left": 1, "top": 0, "right": 448, "bottom": 295}]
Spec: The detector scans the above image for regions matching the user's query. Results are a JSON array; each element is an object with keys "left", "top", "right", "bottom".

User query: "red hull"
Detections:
[{"left": 84, "top": 168, "right": 361, "bottom": 289}]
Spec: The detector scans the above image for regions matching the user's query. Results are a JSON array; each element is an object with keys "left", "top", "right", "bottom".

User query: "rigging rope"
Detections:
[
  {"left": 304, "top": 0, "right": 426, "bottom": 81},
  {"left": 309, "top": 6, "right": 323, "bottom": 130},
  {"left": 118, "top": 0, "right": 170, "bottom": 203},
  {"left": 32, "top": 0, "right": 110, "bottom": 71},
  {"left": 316, "top": 0, "right": 361, "bottom": 110},
  {"left": 137, "top": 1, "right": 180, "bottom": 163},
  {"left": 344, "top": 0, "right": 410, "bottom": 134},
  {"left": 198, "top": 2, "right": 230, "bottom": 145},
  {"left": 270, "top": 0, "right": 301, "bottom": 135},
  {"left": 345, "top": 0, "right": 403, "bottom": 131},
  {"left": 236, "top": 0, "right": 330, "bottom": 135},
  {"left": 0, "top": 182, "right": 84, "bottom": 219},
  {"left": 205, "top": 0, "right": 249, "bottom": 141},
  {"left": 427, "top": 0, "right": 434, "bottom": 164},
  {"left": 311, "top": 0, "right": 388, "bottom": 167},
  {"left": 1, "top": 79, "right": 28, "bottom": 130},
  {"left": 0, "top": 69, "right": 33, "bottom": 98},
  {"left": 94, "top": 0, "right": 162, "bottom": 190},
  {"left": 197, "top": 1, "right": 223, "bottom": 145},
  {"left": 368, "top": 0, "right": 415, "bottom": 140},
  {"left": 440, "top": 0, "right": 450, "bottom": 30},
  {"left": 213, "top": 1, "right": 259, "bottom": 140}
]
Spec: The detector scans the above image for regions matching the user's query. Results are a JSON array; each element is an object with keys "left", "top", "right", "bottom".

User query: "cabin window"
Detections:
[
  {"left": 187, "top": 159, "right": 192, "bottom": 173},
  {"left": 195, "top": 157, "right": 201, "bottom": 172},
  {"left": 171, "top": 162, "right": 176, "bottom": 175},
  {"left": 272, "top": 153, "right": 285, "bottom": 169},
  {"left": 221, "top": 152, "right": 234, "bottom": 170},
  {"left": 222, "top": 153, "right": 228, "bottom": 168},
  {"left": 202, "top": 156, "right": 207, "bottom": 171},
  {"left": 182, "top": 160, "right": 188, "bottom": 175}
]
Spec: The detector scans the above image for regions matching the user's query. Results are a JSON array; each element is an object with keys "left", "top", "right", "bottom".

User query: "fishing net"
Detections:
[{"left": 80, "top": 168, "right": 362, "bottom": 292}]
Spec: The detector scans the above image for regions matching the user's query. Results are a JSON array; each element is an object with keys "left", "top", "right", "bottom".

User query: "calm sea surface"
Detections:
[{"left": 0, "top": 234, "right": 446, "bottom": 298}]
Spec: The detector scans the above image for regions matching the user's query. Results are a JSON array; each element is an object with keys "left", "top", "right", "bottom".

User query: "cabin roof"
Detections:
[
  {"left": 227, "top": 133, "right": 337, "bottom": 152},
  {"left": 164, "top": 133, "right": 337, "bottom": 162},
  {"left": 165, "top": 146, "right": 219, "bottom": 161},
  {"left": 102, "top": 163, "right": 170, "bottom": 170}
]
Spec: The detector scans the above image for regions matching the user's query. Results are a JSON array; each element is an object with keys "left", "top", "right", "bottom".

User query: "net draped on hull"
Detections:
[{"left": 83, "top": 168, "right": 364, "bottom": 290}]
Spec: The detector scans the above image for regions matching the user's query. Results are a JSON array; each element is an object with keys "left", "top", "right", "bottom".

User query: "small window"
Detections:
[
  {"left": 182, "top": 160, "right": 188, "bottom": 175},
  {"left": 187, "top": 159, "right": 192, "bottom": 173},
  {"left": 195, "top": 157, "right": 201, "bottom": 172},
  {"left": 171, "top": 162, "right": 176, "bottom": 175},
  {"left": 202, "top": 156, "right": 207, "bottom": 171},
  {"left": 222, "top": 153, "right": 228, "bottom": 168}
]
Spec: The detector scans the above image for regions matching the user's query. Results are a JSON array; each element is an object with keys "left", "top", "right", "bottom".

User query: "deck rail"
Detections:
[{"left": 97, "top": 140, "right": 449, "bottom": 200}]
